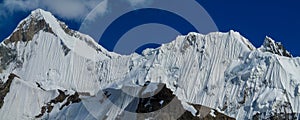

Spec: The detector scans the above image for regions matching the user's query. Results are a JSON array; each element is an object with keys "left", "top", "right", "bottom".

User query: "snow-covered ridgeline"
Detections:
[
  {"left": 0, "top": 9, "right": 299, "bottom": 119},
  {"left": 105, "top": 31, "right": 300, "bottom": 119}
]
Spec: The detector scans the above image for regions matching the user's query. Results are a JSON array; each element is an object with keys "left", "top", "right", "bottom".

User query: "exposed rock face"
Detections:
[
  {"left": 253, "top": 112, "right": 298, "bottom": 120},
  {"left": 4, "top": 14, "right": 54, "bottom": 45},
  {"left": 0, "top": 10, "right": 55, "bottom": 73},
  {"left": 0, "top": 74, "right": 19, "bottom": 108},
  {"left": 136, "top": 84, "right": 175, "bottom": 113},
  {"left": 133, "top": 84, "right": 236, "bottom": 120},
  {"left": 59, "top": 91, "right": 81, "bottom": 110},
  {"left": 260, "top": 37, "right": 292, "bottom": 57},
  {"left": 178, "top": 107, "right": 235, "bottom": 120},
  {"left": 0, "top": 46, "right": 17, "bottom": 72},
  {"left": 35, "top": 89, "right": 81, "bottom": 118}
]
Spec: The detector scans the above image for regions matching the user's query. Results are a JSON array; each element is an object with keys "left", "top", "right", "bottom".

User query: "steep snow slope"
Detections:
[
  {"left": 0, "top": 9, "right": 119, "bottom": 119},
  {"left": 0, "top": 9, "right": 299, "bottom": 120},
  {"left": 93, "top": 31, "right": 300, "bottom": 119}
]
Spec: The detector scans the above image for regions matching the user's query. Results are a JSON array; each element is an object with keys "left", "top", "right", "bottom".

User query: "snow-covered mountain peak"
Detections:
[
  {"left": 259, "top": 36, "right": 292, "bottom": 57},
  {"left": 4, "top": 8, "right": 76, "bottom": 45},
  {"left": 172, "top": 30, "right": 256, "bottom": 53},
  {"left": 25, "top": 8, "right": 69, "bottom": 37},
  {"left": 1, "top": 9, "right": 300, "bottom": 120},
  {"left": 2, "top": 9, "right": 117, "bottom": 62},
  {"left": 3, "top": 9, "right": 55, "bottom": 45},
  {"left": 29, "top": 9, "right": 52, "bottom": 21}
]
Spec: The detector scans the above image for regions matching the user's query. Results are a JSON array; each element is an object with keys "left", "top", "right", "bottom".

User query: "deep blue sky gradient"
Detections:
[
  {"left": 198, "top": 0, "right": 300, "bottom": 56},
  {"left": 0, "top": 0, "right": 299, "bottom": 56},
  {"left": 99, "top": 8, "right": 199, "bottom": 51}
]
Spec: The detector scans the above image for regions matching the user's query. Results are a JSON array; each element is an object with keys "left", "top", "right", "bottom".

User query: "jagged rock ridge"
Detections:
[{"left": 259, "top": 36, "right": 292, "bottom": 57}]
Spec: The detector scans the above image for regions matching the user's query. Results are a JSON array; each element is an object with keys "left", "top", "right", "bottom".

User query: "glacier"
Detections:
[{"left": 0, "top": 9, "right": 299, "bottom": 120}]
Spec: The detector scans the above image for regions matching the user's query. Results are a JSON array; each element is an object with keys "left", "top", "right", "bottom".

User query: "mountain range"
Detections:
[{"left": 0, "top": 9, "right": 299, "bottom": 120}]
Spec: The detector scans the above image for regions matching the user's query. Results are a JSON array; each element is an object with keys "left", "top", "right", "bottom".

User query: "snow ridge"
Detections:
[{"left": 0, "top": 9, "right": 299, "bottom": 120}]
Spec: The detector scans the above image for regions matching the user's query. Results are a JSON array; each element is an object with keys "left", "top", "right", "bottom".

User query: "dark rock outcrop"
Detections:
[
  {"left": 4, "top": 15, "right": 54, "bottom": 45},
  {"left": 261, "top": 37, "right": 292, "bottom": 57},
  {"left": 0, "top": 73, "right": 19, "bottom": 109},
  {"left": 35, "top": 89, "right": 81, "bottom": 118}
]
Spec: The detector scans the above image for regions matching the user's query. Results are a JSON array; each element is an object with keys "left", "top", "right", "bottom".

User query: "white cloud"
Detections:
[
  {"left": 84, "top": 0, "right": 108, "bottom": 21},
  {"left": 3, "top": 0, "right": 40, "bottom": 12},
  {"left": 126, "top": 0, "right": 149, "bottom": 6},
  {"left": 1, "top": 0, "right": 104, "bottom": 21},
  {"left": 0, "top": 0, "right": 149, "bottom": 22}
]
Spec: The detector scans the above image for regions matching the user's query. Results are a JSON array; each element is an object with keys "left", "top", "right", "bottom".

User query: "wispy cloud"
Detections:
[
  {"left": 84, "top": 0, "right": 108, "bottom": 21},
  {"left": 1, "top": 0, "right": 104, "bottom": 21},
  {"left": 0, "top": 0, "right": 149, "bottom": 22},
  {"left": 126, "top": 0, "right": 150, "bottom": 6},
  {"left": 0, "top": 0, "right": 151, "bottom": 41}
]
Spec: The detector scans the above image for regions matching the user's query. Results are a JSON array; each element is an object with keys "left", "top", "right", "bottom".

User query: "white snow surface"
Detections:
[{"left": 0, "top": 9, "right": 300, "bottom": 119}]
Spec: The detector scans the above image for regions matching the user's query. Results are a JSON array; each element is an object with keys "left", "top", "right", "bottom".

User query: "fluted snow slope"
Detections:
[{"left": 0, "top": 9, "right": 299, "bottom": 120}]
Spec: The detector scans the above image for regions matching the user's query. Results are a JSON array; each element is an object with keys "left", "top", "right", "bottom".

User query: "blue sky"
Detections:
[
  {"left": 0, "top": 0, "right": 299, "bottom": 56},
  {"left": 198, "top": 0, "right": 300, "bottom": 56}
]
